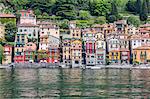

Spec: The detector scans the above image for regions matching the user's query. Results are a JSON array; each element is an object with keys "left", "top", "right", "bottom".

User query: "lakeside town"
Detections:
[{"left": 0, "top": 9, "right": 150, "bottom": 68}]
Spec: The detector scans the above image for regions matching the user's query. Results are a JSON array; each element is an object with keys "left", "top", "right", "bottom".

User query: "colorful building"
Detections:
[
  {"left": 95, "top": 32, "right": 106, "bottom": 65},
  {"left": 24, "top": 42, "right": 36, "bottom": 63},
  {"left": 71, "top": 39, "right": 82, "bottom": 67},
  {"left": 114, "top": 20, "right": 128, "bottom": 34},
  {"left": 130, "top": 35, "right": 142, "bottom": 50},
  {"left": 133, "top": 46, "right": 150, "bottom": 64},
  {"left": 119, "top": 34, "right": 130, "bottom": 64},
  {"left": 14, "top": 10, "right": 39, "bottom": 63},
  {"left": 19, "top": 10, "right": 36, "bottom": 25},
  {"left": 107, "top": 33, "right": 121, "bottom": 64},
  {"left": 38, "top": 21, "right": 60, "bottom": 63},
  {"left": 48, "top": 35, "right": 60, "bottom": 63},
  {"left": 2, "top": 45, "right": 12, "bottom": 64},
  {"left": 82, "top": 29, "right": 96, "bottom": 66},
  {"left": 62, "top": 39, "right": 72, "bottom": 66}
]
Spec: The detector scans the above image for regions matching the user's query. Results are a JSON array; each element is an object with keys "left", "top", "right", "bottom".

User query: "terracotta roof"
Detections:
[
  {"left": 40, "top": 35, "right": 48, "bottom": 38},
  {"left": 109, "top": 50, "right": 120, "bottom": 52},
  {"left": 120, "top": 49, "right": 129, "bottom": 51},
  {"left": 0, "top": 13, "right": 16, "bottom": 18},
  {"left": 130, "top": 35, "right": 141, "bottom": 39},
  {"left": 37, "top": 21, "right": 55, "bottom": 25},
  {"left": 92, "top": 24, "right": 106, "bottom": 28},
  {"left": 133, "top": 45, "right": 150, "bottom": 50},
  {"left": 140, "top": 29, "right": 150, "bottom": 33},
  {"left": 18, "top": 23, "right": 39, "bottom": 27},
  {"left": 42, "top": 26, "right": 56, "bottom": 29},
  {"left": 115, "top": 20, "right": 126, "bottom": 24},
  {"left": 140, "top": 24, "right": 150, "bottom": 27}
]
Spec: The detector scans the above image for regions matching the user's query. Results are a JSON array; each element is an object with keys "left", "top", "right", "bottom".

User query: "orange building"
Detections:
[{"left": 132, "top": 45, "right": 150, "bottom": 64}]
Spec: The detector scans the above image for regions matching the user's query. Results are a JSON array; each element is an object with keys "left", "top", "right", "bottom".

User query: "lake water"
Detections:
[{"left": 0, "top": 68, "right": 150, "bottom": 98}]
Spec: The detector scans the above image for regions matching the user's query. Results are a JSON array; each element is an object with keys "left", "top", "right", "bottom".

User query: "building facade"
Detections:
[
  {"left": 2, "top": 45, "right": 12, "bottom": 64},
  {"left": 95, "top": 32, "right": 106, "bottom": 65},
  {"left": 82, "top": 29, "right": 96, "bottom": 66},
  {"left": 133, "top": 46, "right": 150, "bottom": 64},
  {"left": 71, "top": 39, "right": 82, "bottom": 67}
]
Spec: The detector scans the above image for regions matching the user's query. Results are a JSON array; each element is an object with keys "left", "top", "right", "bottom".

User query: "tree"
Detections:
[
  {"left": 5, "top": 21, "right": 17, "bottom": 42},
  {"left": 59, "top": 19, "right": 69, "bottom": 29},
  {"left": 79, "top": 10, "right": 91, "bottom": 20},
  {"left": 146, "top": 0, "right": 150, "bottom": 13},
  {"left": 52, "top": 0, "right": 77, "bottom": 20},
  {"left": 89, "top": 0, "right": 111, "bottom": 16},
  {"left": 94, "top": 1, "right": 111, "bottom": 16},
  {"left": 140, "top": 0, "right": 148, "bottom": 22},
  {"left": 77, "top": 0, "right": 90, "bottom": 10},
  {"left": 127, "top": 16, "right": 140, "bottom": 27},
  {"left": 94, "top": 16, "right": 106, "bottom": 24},
  {"left": 34, "top": 9, "right": 41, "bottom": 15},
  {"left": 107, "top": 15, "right": 117, "bottom": 23},
  {"left": 135, "top": 0, "right": 142, "bottom": 14},
  {"left": 0, "top": 44, "right": 4, "bottom": 64},
  {"left": 126, "top": 0, "right": 136, "bottom": 13},
  {"left": 106, "top": 1, "right": 118, "bottom": 23}
]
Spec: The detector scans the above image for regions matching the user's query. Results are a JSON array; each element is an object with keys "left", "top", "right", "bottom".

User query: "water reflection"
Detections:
[{"left": 0, "top": 68, "right": 150, "bottom": 98}]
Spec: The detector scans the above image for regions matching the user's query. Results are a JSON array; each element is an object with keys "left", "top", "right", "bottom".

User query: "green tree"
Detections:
[
  {"left": 135, "top": 0, "right": 142, "bottom": 14},
  {"left": 5, "top": 21, "right": 17, "bottom": 42},
  {"left": 94, "top": 16, "right": 106, "bottom": 24},
  {"left": 79, "top": 10, "right": 91, "bottom": 20},
  {"left": 146, "top": 0, "right": 150, "bottom": 13},
  {"left": 94, "top": 1, "right": 111, "bottom": 16},
  {"left": 59, "top": 19, "right": 69, "bottom": 29},
  {"left": 126, "top": 0, "right": 136, "bottom": 13},
  {"left": 34, "top": 9, "right": 42, "bottom": 15},
  {"left": 77, "top": 0, "right": 90, "bottom": 10},
  {"left": 127, "top": 16, "right": 140, "bottom": 27},
  {"left": 52, "top": 0, "right": 77, "bottom": 20},
  {"left": 89, "top": 0, "right": 111, "bottom": 16},
  {"left": 140, "top": 0, "right": 148, "bottom": 22},
  {"left": 107, "top": 15, "right": 117, "bottom": 23},
  {"left": 106, "top": 1, "right": 118, "bottom": 23},
  {"left": 0, "top": 44, "right": 4, "bottom": 64},
  {"left": 111, "top": 1, "right": 118, "bottom": 16}
]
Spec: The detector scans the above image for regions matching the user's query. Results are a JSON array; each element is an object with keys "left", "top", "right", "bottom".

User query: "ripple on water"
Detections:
[{"left": 0, "top": 68, "right": 150, "bottom": 98}]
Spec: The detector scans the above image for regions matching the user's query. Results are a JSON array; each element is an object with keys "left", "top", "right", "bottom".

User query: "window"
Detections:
[
  {"left": 28, "top": 34, "right": 31, "bottom": 36},
  {"left": 75, "top": 61, "right": 79, "bottom": 64},
  {"left": 91, "top": 56, "right": 94, "bottom": 58},
  {"left": 24, "top": 29, "right": 27, "bottom": 32},
  {"left": 20, "top": 29, "right": 22, "bottom": 32},
  {"left": 76, "top": 34, "right": 78, "bottom": 36}
]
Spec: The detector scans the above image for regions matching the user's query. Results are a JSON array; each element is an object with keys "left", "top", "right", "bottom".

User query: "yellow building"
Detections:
[
  {"left": 0, "top": 23, "right": 5, "bottom": 40},
  {"left": 109, "top": 50, "right": 121, "bottom": 64},
  {"left": 133, "top": 46, "right": 150, "bottom": 64},
  {"left": 71, "top": 39, "right": 82, "bottom": 67},
  {"left": 63, "top": 39, "right": 72, "bottom": 66}
]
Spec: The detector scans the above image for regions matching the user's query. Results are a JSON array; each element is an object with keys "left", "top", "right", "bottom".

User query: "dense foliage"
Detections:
[
  {"left": 1, "top": 0, "right": 150, "bottom": 22},
  {"left": 5, "top": 21, "right": 17, "bottom": 42}
]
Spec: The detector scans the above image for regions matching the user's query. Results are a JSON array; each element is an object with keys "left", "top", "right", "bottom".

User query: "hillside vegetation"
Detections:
[{"left": 0, "top": 0, "right": 150, "bottom": 27}]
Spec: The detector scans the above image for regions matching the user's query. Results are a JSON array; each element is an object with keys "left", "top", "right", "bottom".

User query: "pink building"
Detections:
[
  {"left": 2, "top": 45, "right": 13, "bottom": 64},
  {"left": 19, "top": 10, "right": 36, "bottom": 25}
]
